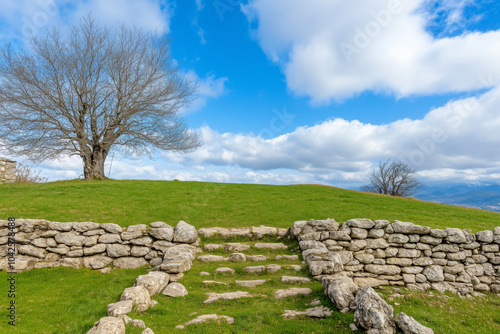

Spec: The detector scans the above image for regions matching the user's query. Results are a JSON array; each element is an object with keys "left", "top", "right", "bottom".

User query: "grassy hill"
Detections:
[
  {"left": 1, "top": 179, "right": 499, "bottom": 232},
  {"left": 1, "top": 180, "right": 499, "bottom": 333}
]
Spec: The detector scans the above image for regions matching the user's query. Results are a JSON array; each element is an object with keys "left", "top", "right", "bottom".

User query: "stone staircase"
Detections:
[{"left": 172, "top": 228, "right": 334, "bottom": 329}]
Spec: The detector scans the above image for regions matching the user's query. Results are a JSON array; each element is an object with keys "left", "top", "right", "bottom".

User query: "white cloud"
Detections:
[
  {"left": 12, "top": 85, "right": 500, "bottom": 186},
  {"left": 242, "top": 0, "right": 500, "bottom": 103},
  {"left": 182, "top": 71, "right": 229, "bottom": 113},
  {"left": 195, "top": 0, "right": 205, "bottom": 11},
  {"left": 164, "top": 85, "right": 500, "bottom": 184},
  {"left": 0, "top": 0, "right": 172, "bottom": 44}
]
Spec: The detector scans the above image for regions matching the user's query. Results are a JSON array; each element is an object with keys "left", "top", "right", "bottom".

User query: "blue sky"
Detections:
[{"left": 1, "top": 0, "right": 500, "bottom": 188}]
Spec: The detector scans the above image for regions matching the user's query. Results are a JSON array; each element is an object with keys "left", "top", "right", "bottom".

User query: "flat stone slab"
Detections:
[
  {"left": 254, "top": 243, "right": 288, "bottom": 250},
  {"left": 275, "top": 287, "right": 313, "bottom": 299},
  {"left": 275, "top": 255, "right": 299, "bottom": 261},
  {"left": 197, "top": 255, "right": 228, "bottom": 263},
  {"left": 247, "top": 255, "right": 268, "bottom": 262},
  {"left": 266, "top": 264, "right": 282, "bottom": 273},
  {"left": 204, "top": 291, "right": 266, "bottom": 304},
  {"left": 203, "top": 281, "right": 228, "bottom": 286},
  {"left": 215, "top": 267, "right": 235, "bottom": 274},
  {"left": 225, "top": 243, "right": 251, "bottom": 252},
  {"left": 282, "top": 306, "right": 332, "bottom": 319},
  {"left": 204, "top": 244, "right": 224, "bottom": 251},
  {"left": 243, "top": 265, "right": 266, "bottom": 273},
  {"left": 178, "top": 314, "right": 235, "bottom": 328},
  {"left": 235, "top": 280, "right": 267, "bottom": 288},
  {"left": 281, "top": 276, "right": 310, "bottom": 284}
]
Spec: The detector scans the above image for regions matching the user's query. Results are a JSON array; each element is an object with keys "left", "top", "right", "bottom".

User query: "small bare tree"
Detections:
[
  {"left": 361, "top": 160, "right": 422, "bottom": 197},
  {"left": 0, "top": 17, "right": 201, "bottom": 180}
]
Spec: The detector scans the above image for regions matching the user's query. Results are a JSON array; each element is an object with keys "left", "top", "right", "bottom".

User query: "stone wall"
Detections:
[
  {"left": 290, "top": 218, "right": 500, "bottom": 294},
  {"left": 0, "top": 157, "right": 16, "bottom": 184},
  {"left": 0, "top": 219, "right": 200, "bottom": 274}
]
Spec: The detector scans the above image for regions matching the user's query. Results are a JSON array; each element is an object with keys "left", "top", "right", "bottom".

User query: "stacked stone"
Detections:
[
  {"left": 0, "top": 157, "right": 16, "bottom": 184},
  {"left": 0, "top": 219, "right": 200, "bottom": 273},
  {"left": 292, "top": 218, "right": 500, "bottom": 294}
]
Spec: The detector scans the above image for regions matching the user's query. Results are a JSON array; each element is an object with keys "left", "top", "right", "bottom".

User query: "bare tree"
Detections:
[
  {"left": 0, "top": 17, "right": 201, "bottom": 180},
  {"left": 361, "top": 160, "right": 423, "bottom": 197}
]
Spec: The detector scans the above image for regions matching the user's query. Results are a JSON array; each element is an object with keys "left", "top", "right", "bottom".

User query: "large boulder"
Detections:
[
  {"left": 107, "top": 300, "right": 133, "bottom": 317},
  {"left": 134, "top": 272, "right": 170, "bottom": 296},
  {"left": 326, "top": 276, "right": 359, "bottom": 310},
  {"left": 87, "top": 317, "right": 126, "bottom": 334},
  {"left": 354, "top": 287, "right": 396, "bottom": 334},
  {"left": 173, "top": 221, "right": 197, "bottom": 243},
  {"left": 162, "top": 282, "right": 188, "bottom": 297},
  {"left": 120, "top": 286, "right": 151, "bottom": 313},
  {"left": 395, "top": 312, "right": 434, "bottom": 334}
]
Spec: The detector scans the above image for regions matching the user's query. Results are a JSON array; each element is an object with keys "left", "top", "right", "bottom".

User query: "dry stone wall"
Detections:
[
  {"left": 0, "top": 158, "right": 16, "bottom": 184},
  {"left": 290, "top": 218, "right": 500, "bottom": 295},
  {"left": 0, "top": 219, "right": 200, "bottom": 274}
]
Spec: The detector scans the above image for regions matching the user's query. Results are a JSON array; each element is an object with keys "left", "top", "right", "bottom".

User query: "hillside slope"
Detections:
[{"left": 1, "top": 180, "right": 499, "bottom": 232}]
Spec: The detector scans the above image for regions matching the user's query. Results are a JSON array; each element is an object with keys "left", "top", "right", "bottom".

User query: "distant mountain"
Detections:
[{"left": 415, "top": 183, "right": 500, "bottom": 212}]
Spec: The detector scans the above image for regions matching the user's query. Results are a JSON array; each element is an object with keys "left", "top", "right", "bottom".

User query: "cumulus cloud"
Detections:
[
  {"left": 12, "top": 86, "right": 500, "bottom": 186},
  {"left": 182, "top": 71, "right": 229, "bottom": 113},
  {"left": 164, "top": 85, "right": 500, "bottom": 184},
  {"left": 242, "top": 0, "right": 500, "bottom": 103},
  {"left": 0, "top": 0, "right": 172, "bottom": 44}
]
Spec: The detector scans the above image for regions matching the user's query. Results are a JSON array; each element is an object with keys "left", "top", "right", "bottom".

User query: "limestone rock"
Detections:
[
  {"left": 98, "top": 234, "right": 122, "bottom": 244},
  {"left": 247, "top": 255, "right": 268, "bottom": 262},
  {"left": 87, "top": 317, "right": 125, "bottom": 334},
  {"left": 281, "top": 276, "right": 310, "bottom": 284},
  {"left": 225, "top": 243, "right": 251, "bottom": 252},
  {"left": 215, "top": 267, "right": 235, "bottom": 274},
  {"left": 100, "top": 223, "right": 123, "bottom": 234},
  {"left": 162, "top": 282, "right": 188, "bottom": 297},
  {"left": 275, "top": 287, "right": 312, "bottom": 299},
  {"left": 107, "top": 300, "right": 133, "bottom": 317},
  {"left": 422, "top": 266, "right": 444, "bottom": 282},
  {"left": 243, "top": 265, "right": 266, "bottom": 273},
  {"left": 149, "top": 226, "right": 174, "bottom": 241},
  {"left": 391, "top": 221, "right": 430, "bottom": 235},
  {"left": 347, "top": 219, "right": 375, "bottom": 229},
  {"left": 18, "top": 245, "right": 45, "bottom": 258},
  {"left": 282, "top": 306, "right": 333, "bottom": 319},
  {"left": 326, "top": 276, "right": 359, "bottom": 310},
  {"left": 354, "top": 277, "right": 389, "bottom": 288},
  {"left": 197, "top": 255, "right": 228, "bottom": 263},
  {"left": 73, "top": 222, "right": 100, "bottom": 232},
  {"left": 134, "top": 271, "right": 170, "bottom": 296},
  {"left": 55, "top": 232, "right": 85, "bottom": 246},
  {"left": 204, "top": 291, "right": 260, "bottom": 304},
  {"left": 445, "top": 228, "right": 467, "bottom": 243},
  {"left": 184, "top": 314, "right": 234, "bottom": 326},
  {"left": 229, "top": 253, "right": 246, "bottom": 262},
  {"left": 235, "top": 280, "right": 267, "bottom": 287},
  {"left": 83, "top": 256, "right": 113, "bottom": 269},
  {"left": 84, "top": 244, "right": 107, "bottom": 256},
  {"left": 395, "top": 312, "right": 434, "bottom": 334},
  {"left": 254, "top": 242, "right": 287, "bottom": 250},
  {"left": 107, "top": 244, "right": 131, "bottom": 257},
  {"left": 266, "top": 264, "right": 282, "bottom": 273},
  {"left": 120, "top": 286, "right": 151, "bottom": 313},
  {"left": 354, "top": 286, "right": 396, "bottom": 334},
  {"left": 114, "top": 257, "right": 147, "bottom": 269},
  {"left": 141, "top": 328, "right": 155, "bottom": 334},
  {"left": 173, "top": 221, "right": 197, "bottom": 243}
]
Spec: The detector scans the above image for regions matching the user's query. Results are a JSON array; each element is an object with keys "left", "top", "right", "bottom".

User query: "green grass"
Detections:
[
  {"left": 1, "top": 179, "right": 500, "bottom": 333},
  {"left": 377, "top": 287, "right": 500, "bottom": 334},
  {"left": 0, "top": 267, "right": 148, "bottom": 333},
  {"left": 1, "top": 179, "right": 499, "bottom": 232}
]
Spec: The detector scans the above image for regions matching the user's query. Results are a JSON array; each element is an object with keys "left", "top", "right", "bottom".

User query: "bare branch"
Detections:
[{"left": 0, "top": 15, "right": 201, "bottom": 180}]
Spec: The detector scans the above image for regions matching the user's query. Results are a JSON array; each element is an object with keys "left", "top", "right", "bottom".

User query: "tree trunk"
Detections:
[{"left": 82, "top": 148, "right": 107, "bottom": 180}]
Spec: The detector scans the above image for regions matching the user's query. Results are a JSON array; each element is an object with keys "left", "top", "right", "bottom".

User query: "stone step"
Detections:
[
  {"left": 282, "top": 306, "right": 332, "bottom": 319},
  {"left": 281, "top": 276, "right": 311, "bottom": 284},
  {"left": 198, "top": 226, "right": 288, "bottom": 238},
  {"left": 274, "top": 287, "right": 313, "bottom": 299},
  {"left": 204, "top": 291, "right": 267, "bottom": 304},
  {"left": 235, "top": 279, "right": 267, "bottom": 287},
  {"left": 197, "top": 253, "right": 300, "bottom": 263},
  {"left": 242, "top": 264, "right": 282, "bottom": 274}
]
